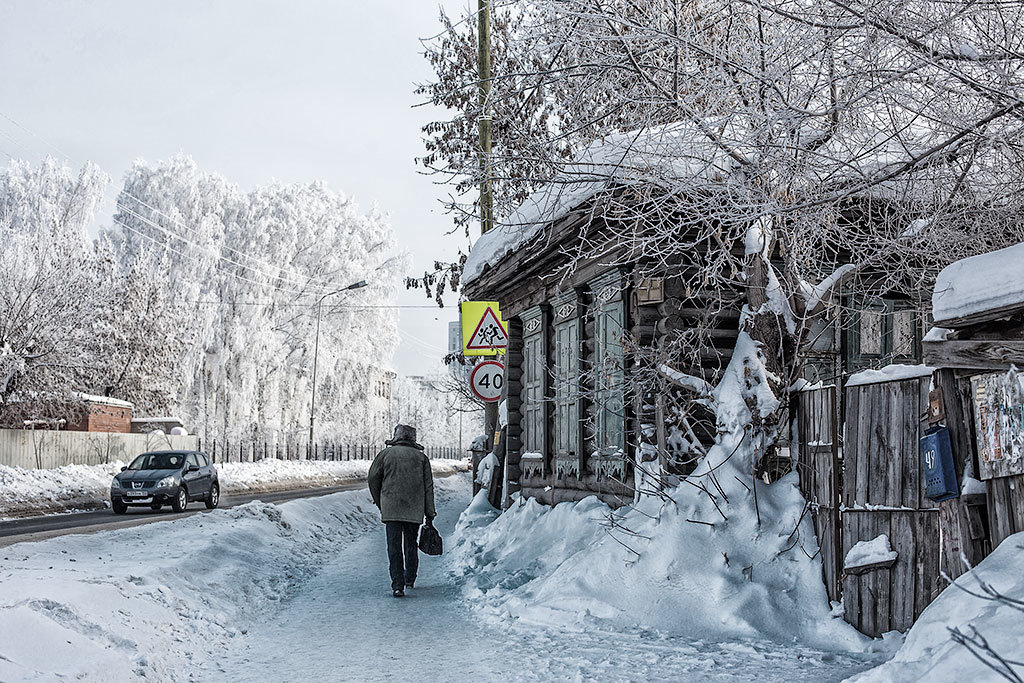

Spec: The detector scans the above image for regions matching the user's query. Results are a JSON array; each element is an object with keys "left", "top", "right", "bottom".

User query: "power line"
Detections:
[
  {"left": 116, "top": 201, "right": 335, "bottom": 294},
  {"left": 116, "top": 192, "right": 361, "bottom": 292},
  {"left": 112, "top": 218, "right": 314, "bottom": 297},
  {"left": 184, "top": 300, "right": 440, "bottom": 308}
]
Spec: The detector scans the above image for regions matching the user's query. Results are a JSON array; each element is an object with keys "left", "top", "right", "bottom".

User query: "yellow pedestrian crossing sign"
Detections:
[{"left": 461, "top": 301, "right": 508, "bottom": 356}]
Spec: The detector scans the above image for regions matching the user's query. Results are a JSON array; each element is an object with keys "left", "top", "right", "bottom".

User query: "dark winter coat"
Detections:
[{"left": 368, "top": 440, "right": 436, "bottom": 524}]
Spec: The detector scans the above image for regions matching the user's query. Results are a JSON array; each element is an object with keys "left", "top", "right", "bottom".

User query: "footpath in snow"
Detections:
[
  {"left": 0, "top": 457, "right": 469, "bottom": 518},
  {"left": 214, "top": 483, "right": 886, "bottom": 682}
]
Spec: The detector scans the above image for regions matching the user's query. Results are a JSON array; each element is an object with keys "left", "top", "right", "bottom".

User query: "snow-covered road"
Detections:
[{"left": 212, "top": 480, "right": 885, "bottom": 683}]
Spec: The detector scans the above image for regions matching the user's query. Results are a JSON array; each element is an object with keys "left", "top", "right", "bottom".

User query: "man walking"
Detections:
[{"left": 368, "top": 424, "right": 436, "bottom": 598}]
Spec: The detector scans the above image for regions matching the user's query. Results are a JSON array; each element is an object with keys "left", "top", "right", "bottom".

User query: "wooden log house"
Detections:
[{"left": 463, "top": 135, "right": 930, "bottom": 509}]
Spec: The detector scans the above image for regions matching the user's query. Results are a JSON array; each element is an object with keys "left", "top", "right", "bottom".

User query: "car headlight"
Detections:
[
  {"left": 111, "top": 478, "right": 121, "bottom": 489},
  {"left": 157, "top": 475, "right": 178, "bottom": 488}
]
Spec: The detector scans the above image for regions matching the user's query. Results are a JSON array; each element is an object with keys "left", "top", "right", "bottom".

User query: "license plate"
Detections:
[{"left": 126, "top": 490, "right": 148, "bottom": 497}]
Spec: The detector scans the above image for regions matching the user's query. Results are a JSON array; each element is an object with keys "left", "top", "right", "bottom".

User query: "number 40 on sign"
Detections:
[{"left": 470, "top": 361, "right": 504, "bottom": 403}]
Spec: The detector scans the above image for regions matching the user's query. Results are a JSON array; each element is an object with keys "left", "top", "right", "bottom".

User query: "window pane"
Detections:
[
  {"left": 859, "top": 309, "right": 883, "bottom": 355},
  {"left": 892, "top": 310, "right": 915, "bottom": 358}
]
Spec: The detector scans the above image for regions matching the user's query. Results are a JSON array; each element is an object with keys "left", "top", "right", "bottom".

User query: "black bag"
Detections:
[{"left": 418, "top": 519, "right": 443, "bottom": 556}]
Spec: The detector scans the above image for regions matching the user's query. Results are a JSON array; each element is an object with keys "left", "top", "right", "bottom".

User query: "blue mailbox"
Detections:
[{"left": 920, "top": 426, "right": 959, "bottom": 501}]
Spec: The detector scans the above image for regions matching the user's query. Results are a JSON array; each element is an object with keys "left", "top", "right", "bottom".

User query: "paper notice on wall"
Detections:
[{"left": 972, "top": 368, "right": 1024, "bottom": 480}]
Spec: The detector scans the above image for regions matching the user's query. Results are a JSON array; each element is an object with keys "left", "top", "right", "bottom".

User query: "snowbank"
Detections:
[
  {"left": 850, "top": 532, "right": 1024, "bottom": 682},
  {"left": 933, "top": 242, "right": 1024, "bottom": 324},
  {"left": 0, "top": 457, "right": 470, "bottom": 518},
  {"left": 217, "top": 456, "right": 469, "bottom": 493},
  {"left": 0, "top": 462, "right": 124, "bottom": 517},
  {"left": 452, "top": 470, "right": 871, "bottom": 649},
  {"left": 0, "top": 475, "right": 469, "bottom": 681}
]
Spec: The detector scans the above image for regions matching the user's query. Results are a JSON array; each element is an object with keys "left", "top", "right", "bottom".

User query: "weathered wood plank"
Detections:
[
  {"left": 901, "top": 382, "right": 920, "bottom": 509},
  {"left": 932, "top": 302, "right": 1024, "bottom": 330},
  {"left": 923, "top": 339, "right": 1024, "bottom": 370},
  {"left": 868, "top": 385, "right": 889, "bottom": 505},
  {"left": 890, "top": 511, "right": 917, "bottom": 632},
  {"left": 856, "top": 388, "right": 872, "bottom": 505},
  {"left": 874, "top": 512, "right": 893, "bottom": 635},
  {"left": 1011, "top": 475, "right": 1024, "bottom": 535},
  {"left": 843, "top": 509, "right": 862, "bottom": 632},
  {"left": 845, "top": 387, "right": 860, "bottom": 508},
  {"left": 989, "top": 476, "right": 1016, "bottom": 548},
  {"left": 859, "top": 513, "right": 878, "bottom": 637},
  {"left": 885, "top": 382, "right": 903, "bottom": 507},
  {"left": 917, "top": 512, "right": 941, "bottom": 617}
]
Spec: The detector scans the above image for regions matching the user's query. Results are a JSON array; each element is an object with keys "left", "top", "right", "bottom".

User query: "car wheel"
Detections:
[
  {"left": 171, "top": 486, "right": 188, "bottom": 513},
  {"left": 112, "top": 499, "right": 127, "bottom": 515},
  {"left": 205, "top": 483, "right": 220, "bottom": 510}
]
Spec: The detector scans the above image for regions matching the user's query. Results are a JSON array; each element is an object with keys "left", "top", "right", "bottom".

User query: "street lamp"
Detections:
[{"left": 309, "top": 280, "right": 369, "bottom": 451}]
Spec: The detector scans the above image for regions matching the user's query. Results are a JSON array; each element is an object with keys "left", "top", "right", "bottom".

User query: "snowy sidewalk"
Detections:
[{"left": 213, "top": 484, "right": 884, "bottom": 682}]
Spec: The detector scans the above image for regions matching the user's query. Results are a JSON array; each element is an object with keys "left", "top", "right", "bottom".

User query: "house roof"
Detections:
[
  {"left": 461, "top": 122, "right": 744, "bottom": 287},
  {"left": 461, "top": 117, "right": 955, "bottom": 289}
]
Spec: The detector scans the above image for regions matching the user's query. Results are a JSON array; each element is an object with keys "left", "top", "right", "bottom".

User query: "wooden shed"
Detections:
[{"left": 923, "top": 242, "right": 1024, "bottom": 577}]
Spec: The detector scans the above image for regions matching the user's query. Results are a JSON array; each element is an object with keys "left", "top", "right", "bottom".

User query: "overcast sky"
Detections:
[{"left": 0, "top": 0, "right": 468, "bottom": 375}]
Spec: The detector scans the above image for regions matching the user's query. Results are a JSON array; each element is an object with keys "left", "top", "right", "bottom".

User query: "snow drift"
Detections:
[{"left": 451, "top": 332, "right": 872, "bottom": 651}]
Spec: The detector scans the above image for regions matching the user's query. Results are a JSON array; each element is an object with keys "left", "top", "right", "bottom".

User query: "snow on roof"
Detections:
[
  {"left": 846, "top": 364, "right": 934, "bottom": 388},
  {"left": 932, "top": 241, "right": 1024, "bottom": 325},
  {"left": 76, "top": 393, "right": 133, "bottom": 409},
  {"left": 461, "top": 122, "right": 745, "bottom": 287}
]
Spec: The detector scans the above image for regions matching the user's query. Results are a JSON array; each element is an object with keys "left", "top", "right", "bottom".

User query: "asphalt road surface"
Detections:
[{"left": 0, "top": 480, "right": 372, "bottom": 547}]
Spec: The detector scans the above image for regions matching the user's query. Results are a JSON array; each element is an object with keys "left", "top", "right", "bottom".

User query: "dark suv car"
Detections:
[{"left": 111, "top": 450, "right": 220, "bottom": 514}]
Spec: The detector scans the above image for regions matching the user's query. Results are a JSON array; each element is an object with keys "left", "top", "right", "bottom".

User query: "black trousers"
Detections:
[{"left": 385, "top": 521, "right": 419, "bottom": 591}]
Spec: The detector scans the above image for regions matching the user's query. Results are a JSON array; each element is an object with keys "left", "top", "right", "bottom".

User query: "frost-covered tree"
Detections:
[
  {"left": 423, "top": 0, "right": 1024, "bottom": 477},
  {"left": 0, "top": 159, "right": 188, "bottom": 425},
  {"left": 0, "top": 159, "right": 110, "bottom": 425},
  {"left": 391, "top": 370, "right": 483, "bottom": 448},
  {"left": 110, "top": 156, "right": 404, "bottom": 445}
]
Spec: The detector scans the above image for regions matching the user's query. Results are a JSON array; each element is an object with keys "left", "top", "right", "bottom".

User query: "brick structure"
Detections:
[{"left": 65, "top": 395, "right": 133, "bottom": 434}]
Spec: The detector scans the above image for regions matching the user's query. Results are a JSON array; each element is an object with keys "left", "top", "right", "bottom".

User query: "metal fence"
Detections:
[
  {"left": 196, "top": 439, "right": 465, "bottom": 464},
  {"left": 0, "top": 428, "right": 464, "bottom": 470}
]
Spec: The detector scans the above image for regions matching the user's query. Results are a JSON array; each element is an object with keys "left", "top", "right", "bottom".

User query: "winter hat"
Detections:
[{"left": 387, "top": 423, "right": 421, "bottom": 447}]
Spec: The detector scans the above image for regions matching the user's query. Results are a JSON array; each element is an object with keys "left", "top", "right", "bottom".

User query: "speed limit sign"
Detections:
[{"left": 469, "top": 360, "right": 505, "bottom": 402}]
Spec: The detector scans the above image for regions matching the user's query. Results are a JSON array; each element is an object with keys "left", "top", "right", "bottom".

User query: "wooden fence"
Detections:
[
  {"left": 842, "top": 375, "right": 940, "bottom": 636},
  {"left": 196, "top": 439, "right": 464, "bottom": 464},
  {"left": 793, "top": 384, "right": 842, "bottom": 603},
  {"left": 795, "top": 375, "right": 942, "bottom": 637}
]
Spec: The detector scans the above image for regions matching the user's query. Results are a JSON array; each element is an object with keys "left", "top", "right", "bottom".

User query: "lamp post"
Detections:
[{"left": 309, "top": 280, "right": 368, "bottom": 452}]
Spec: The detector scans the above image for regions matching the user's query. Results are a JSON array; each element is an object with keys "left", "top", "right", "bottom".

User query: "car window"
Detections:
[
  {"left": 128, "top": 453, "right": 185, "bottom": 470},
  {"left": 187, "top": 454, "right": 200, "bottom": 468},
  {"left": 199, "top": 454, "right": 210, "bottom": 467}
]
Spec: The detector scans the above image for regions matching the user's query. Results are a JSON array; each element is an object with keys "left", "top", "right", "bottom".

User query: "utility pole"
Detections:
[
  {"left": 309, "top": 280, "right": 368, "bottom": 452},
  {"left": 477, "top": 0, "right": 500, "bottom": 453}
]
